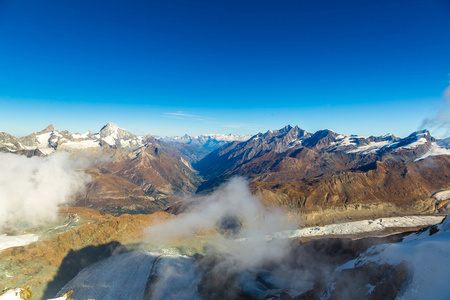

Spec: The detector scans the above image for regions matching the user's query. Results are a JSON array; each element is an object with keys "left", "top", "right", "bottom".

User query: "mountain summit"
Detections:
[{"left": 95, "top": 122, "right": 142, "bottom": 148}]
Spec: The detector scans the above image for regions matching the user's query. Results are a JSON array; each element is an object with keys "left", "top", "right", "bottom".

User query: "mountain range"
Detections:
[
  {"left": 2, "top": 122, "right": 450, "bottom": 220},
  {"left": 0, "top": 123, "right": 249, "bottom": 215},
  {"left": 194, "top": 126, "right": 450, "bottom": 221},
  {"left": 2, "top": 122, "right": 450, "bottom": 299},
  {"left": 0, "top": 122, "right": 249, "bottom": 157}
]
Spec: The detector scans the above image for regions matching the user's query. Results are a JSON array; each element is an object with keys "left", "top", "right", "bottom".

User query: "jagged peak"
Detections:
[
  {"left": 97, "top": 122, "right": 135, "bottom": 137},
  {"left": 381, "top": 133, "right": 395, "bottom": 138},
  {"left": 45, "top": 124, "right": 55, "bottom": 131},
  {"left": 100, "top": 122, "right": 120, "bottom": 132},
  {"left": 282, "top": 124, "right": 293, "bottom": 131},
  {"left": 411, "top": 129, "right": 430, "bottom": 136},
  {"left": 312, "top": 129, "right": 337, "bottom": 137},
  {"left": 402, "top": 129, "right": 431, "bottom": 141},
  {"left": 263, "top": 125, "right": 292, "bottom": 136},
  {"left": 41, "top": 124, "right": 55, "bottom": 133}
]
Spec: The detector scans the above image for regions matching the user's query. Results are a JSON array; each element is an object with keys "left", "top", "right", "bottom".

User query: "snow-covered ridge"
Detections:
[
  {"left": 416, "top": 140, "right": 450, "bottom": 161},
  {"left": 1, "top": 123, "right": 254, "bottom": 155},
  {"left": 161, "top": 133, "right": 251, "bottom": 143},
  {"left": 2, "top": 124, "right": 450, "bottom": 161},
  {"left": 0, "top": 122, "right": 146, "bottom": 154},
  {"left": 433, "top": 190, "right": 450, "bottom": 201},
  {"left": 231, "top": 125, "right": 435, "bottom": 157},
  {"left": 1, "top": 215, "right": 448, "bottom": 300},
  {"left": 328, "top": 130, "right": 436, "bottom": 155},
  {"left": 268, "top": 215, "right": 444, "bottom": 239}
]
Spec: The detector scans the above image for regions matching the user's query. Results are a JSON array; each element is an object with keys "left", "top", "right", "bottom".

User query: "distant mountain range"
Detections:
[
  {"left": 2, "top": 123, "right": 450, "bottom": 221},
  {"left": 194, "top": 125, "right": 450, "bottom": 189},
  {"left": 0, "top": 122, "right": 250, "bottom": 161},
  {"left": 4, "top": 123, "right": 449, "bottom": 163},
  {"left": 0, "top": 122, "right": 140, "bottom": 155},
  {"left": 159, "top": 133, "right": 251, "bottom": 162}
]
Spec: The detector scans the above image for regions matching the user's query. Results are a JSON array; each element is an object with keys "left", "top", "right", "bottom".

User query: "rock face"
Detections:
[
  {"left": 74, "top": 141, "right": 200, "bottom": 215},
  {"left": 103, "top": 143, "right": 199, "bottom": 196},
  {"left": 75, "top": 169, "right": 167, "bottom": 215},
  {"left": 299, "top": 261, "right": 409, "bottom": 300}
]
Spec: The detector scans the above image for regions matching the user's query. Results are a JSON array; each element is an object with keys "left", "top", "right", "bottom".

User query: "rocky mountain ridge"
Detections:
[
  {"left": 0, "top": 123, "right": 250, "bottom": 159},
  {"left": 194, "top": 125, "right": 450, "bottom": 191},
  {"left": 0, "top": 122, "right": 143, "bottom": 155},
  {"left": 3, "top": 123, "right": 450, "bottom": 220}
]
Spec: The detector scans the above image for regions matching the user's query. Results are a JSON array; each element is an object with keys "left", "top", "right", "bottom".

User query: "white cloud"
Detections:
[
  {"left": 145, "top": 177, "right": 297, "bottom": 269},
  {"left": 0, "top": 152, "right": 90, "bottom": 228},
  {"left": 444, "top": 85, "right": 450, "bottom": 102}
]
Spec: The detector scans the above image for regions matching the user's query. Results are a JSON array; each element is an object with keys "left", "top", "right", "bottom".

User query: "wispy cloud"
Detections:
[
  {"left": 420, "top": 84, "right": 450, "bottom": 137},
  {"left": 220, "top": 122, "right": 253, "bottom": 129},
  {"left": 163, "top": 111, "right": 203, "bottom": 119},
  {"left": 163, "top": 115, "right": 185, "bottom": 120}
]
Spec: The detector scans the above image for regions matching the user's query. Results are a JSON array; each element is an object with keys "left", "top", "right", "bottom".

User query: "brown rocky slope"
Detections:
[
  {"left": 252, "top": 156, "right": 450, "bottom": 226},
  {"left": 73, "top": 140, "right": 201, "bottom": 215}
]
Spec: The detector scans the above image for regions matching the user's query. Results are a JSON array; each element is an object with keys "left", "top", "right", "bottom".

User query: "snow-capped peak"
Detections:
[
  {"left": 381, "top": 133, "right": 395, "bottom": 138},
  {"left": 98, "top": 122, "right": 121, "bottom": 136},
  {"left": 94, "top": 122, "right": 142, "bottom": 148}
]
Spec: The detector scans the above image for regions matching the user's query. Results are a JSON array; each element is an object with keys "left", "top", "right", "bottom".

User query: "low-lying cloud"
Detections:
[
  {"left": 145, "top": 177, "right": 305, "bottom": 298},
  {"left": 145, "top": 177, "right": 297, "bottom": 268},
  {"left": 0, "top": 152, "right": 90, "bottom": 228}
]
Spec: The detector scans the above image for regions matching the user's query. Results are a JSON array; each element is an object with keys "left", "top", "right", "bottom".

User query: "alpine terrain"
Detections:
[{"left": 1, "top": 123, "right": 450, "bottom": 300}]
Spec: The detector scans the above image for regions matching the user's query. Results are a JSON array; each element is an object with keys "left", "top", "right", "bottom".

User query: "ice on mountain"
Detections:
[{"left": 0, "top": 234, "right": 38, "bottom": 252}]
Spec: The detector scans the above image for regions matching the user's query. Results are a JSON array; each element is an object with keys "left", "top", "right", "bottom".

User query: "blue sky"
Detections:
[{"left": 1, "top": 0, "right": 450, "bottom": 137}]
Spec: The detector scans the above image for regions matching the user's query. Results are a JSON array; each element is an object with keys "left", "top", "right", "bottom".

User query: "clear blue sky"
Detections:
[{"left": 1, "top": 0, "right": 450, "bottom": 137}]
